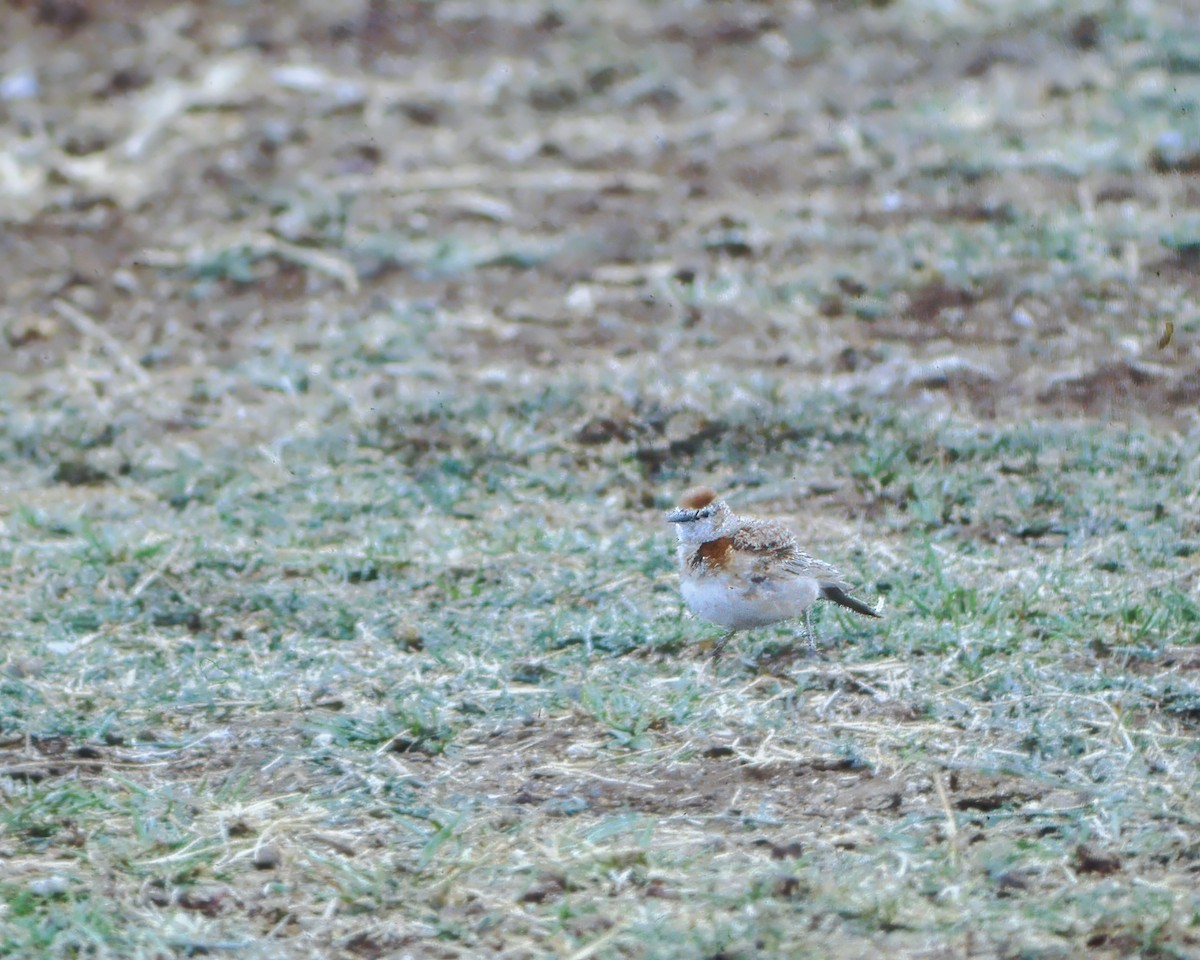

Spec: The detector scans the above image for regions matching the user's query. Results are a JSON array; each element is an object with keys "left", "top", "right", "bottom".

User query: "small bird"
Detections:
[{"left": 667, "top": 486, "right": 879, "bottom": 656}]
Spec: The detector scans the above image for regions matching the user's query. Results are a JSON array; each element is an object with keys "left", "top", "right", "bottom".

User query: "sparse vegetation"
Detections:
[{"left": 2, "top": 1, "right": 1199, "bottom": 958}]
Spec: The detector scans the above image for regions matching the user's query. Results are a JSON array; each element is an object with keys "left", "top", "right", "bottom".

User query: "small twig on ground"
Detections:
[
  {"left": 933, "top": 770, "right": 960, "bottom": 868},
  {"left": 129, "top": 541, "right": 185, "bottom": 599},
  {"left": 565, "top": 922, "right": 625, "bottom": 960},
  {"left": 53, "top": 299, "right": 152, "bottom": 387}
]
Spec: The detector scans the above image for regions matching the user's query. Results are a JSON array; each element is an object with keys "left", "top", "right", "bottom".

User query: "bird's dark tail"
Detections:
[{"left": 820, "top": 583, "right": 881, "bottom": 618}]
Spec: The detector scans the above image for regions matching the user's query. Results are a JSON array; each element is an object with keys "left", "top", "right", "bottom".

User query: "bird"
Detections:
[{"left": 666, "top": 486, "right": 880, "bottom": 657}]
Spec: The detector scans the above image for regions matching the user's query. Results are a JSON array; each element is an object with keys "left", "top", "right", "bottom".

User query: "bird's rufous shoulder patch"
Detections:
[
  {"left": 689, "top": 536, "right": 734, "bottom": 572},
  {"left": 679, "top": 487, "right": 718, "bottom": 510}
]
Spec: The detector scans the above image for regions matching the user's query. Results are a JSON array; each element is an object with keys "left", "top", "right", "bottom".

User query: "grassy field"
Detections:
[{"left": 2, "top": 1, "right": 1200, "bottom": 957}]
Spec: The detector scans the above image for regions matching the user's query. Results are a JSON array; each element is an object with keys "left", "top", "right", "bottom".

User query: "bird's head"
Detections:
[{"left": 666, "top": 487, "right": 732, "bottom": 543}]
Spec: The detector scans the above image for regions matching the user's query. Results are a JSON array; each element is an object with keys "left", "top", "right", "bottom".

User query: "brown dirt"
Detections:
[{"left": 2, "top": 1, "right": 1198, "bottom": 426}]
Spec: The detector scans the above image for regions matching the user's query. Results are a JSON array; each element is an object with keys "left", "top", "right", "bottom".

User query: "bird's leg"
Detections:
[
  {"left": 712, "top": 630, "right": 736, "bottom": 661},
  {"left": 802, "top": 609, "right": 818, "bottom": 653}
]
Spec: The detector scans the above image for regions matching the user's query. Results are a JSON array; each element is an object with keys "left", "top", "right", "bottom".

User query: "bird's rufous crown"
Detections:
[{"left": 679, "top": 487, "right": 718, "bottom": 510}]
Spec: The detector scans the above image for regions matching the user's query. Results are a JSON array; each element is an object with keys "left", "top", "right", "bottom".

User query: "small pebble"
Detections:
[
  {"left": 253, "top": 844, "right": 281, "bottom": 870},
  {"left": 0, "top": 71, "right": 39, "bottom": 101},
  {"left": 1010, "top": 306, "right": 1035, "bottom": 328},
  {"left": 28, "top": 875, "right": 69, "bottom": 896}
]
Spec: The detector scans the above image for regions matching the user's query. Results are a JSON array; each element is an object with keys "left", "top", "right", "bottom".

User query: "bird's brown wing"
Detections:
[{"left": 729, "top": 519, "right": 844, "bottom": 583}]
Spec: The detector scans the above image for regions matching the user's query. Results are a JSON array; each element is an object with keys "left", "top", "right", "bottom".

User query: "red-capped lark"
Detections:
[{"left": 667, "top": 487, "right": 880, "bottom": 657}]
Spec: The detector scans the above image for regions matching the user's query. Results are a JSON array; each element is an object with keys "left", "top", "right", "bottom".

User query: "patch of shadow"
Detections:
[
  {"left": 1074, "top": 843, "right": 1121, "bottom": 876},
  {"left": 1107, "top": 646, "right": 1200, "bottom": 677},
  {"left": 1037, "top": 360, "right": 1198, "bottom": 418},
  {"left": 53, "top": 459, "right": 112, "bottom": 486},
  {"left": 947, "top": 769, "right": 1048, "bottom": 811},
  {"left": 907, "top": 280, "right": 980, "bottom": 323}
]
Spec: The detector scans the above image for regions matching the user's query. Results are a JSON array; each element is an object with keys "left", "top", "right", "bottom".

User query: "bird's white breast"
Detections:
[{"left": 679, "top": 574, "right": 821, "bottom": 630}]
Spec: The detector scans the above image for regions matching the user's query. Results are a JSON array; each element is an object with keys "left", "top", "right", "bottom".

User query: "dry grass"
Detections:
[{"left": 2, "top": 1, "right": 1200, "bottom": 958}]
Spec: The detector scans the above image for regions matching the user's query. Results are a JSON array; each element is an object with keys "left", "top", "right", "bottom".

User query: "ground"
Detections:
[{"left": 1, "top": 0, "right": 1199, "bottom": 957}]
